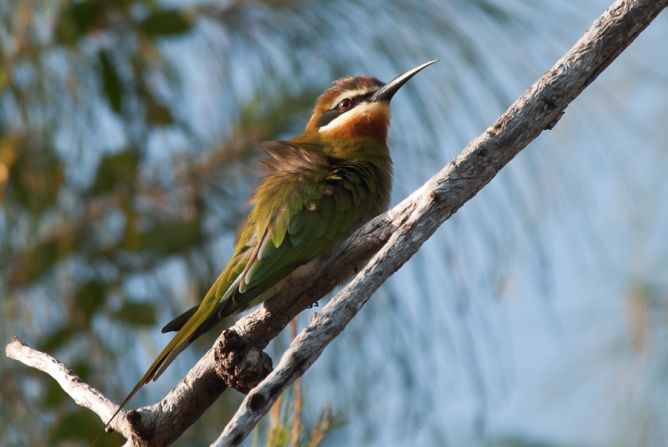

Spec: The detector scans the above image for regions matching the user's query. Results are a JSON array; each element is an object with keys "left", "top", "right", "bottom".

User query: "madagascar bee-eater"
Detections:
[{"left": 106, "top": 60, "right": 437, "bottom": 429}]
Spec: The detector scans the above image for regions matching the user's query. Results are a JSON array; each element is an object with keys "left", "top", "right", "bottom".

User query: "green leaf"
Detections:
[
  {"left": 49, "top": 409, "right": 103, "bottom": 442},
  {"left": 91, "top": 149, "right": 139, "bottom": 195},
  {"left": 7, "top": 231, "right": 76, "bottom": 287},
  {"left": 49, "top": 408, "right": 124, "bottom": 445},
  {"left": 42, "top": 380, "right": 68, "bottom": 408},
  {"left": 112, "top": 301, "right": 157, "bottom": 326},
  {"left": 74, "top": 280, "right": 107, "bottom": 321},
  {"left": 38, "top": 325, "right": 76, "bottom": 353},
  {"left": 70, "top": 358, "right": 93, "bottom": 381},
  {"left": 138, "top": 10, "right": 192, "bottom": 36},
  {"left": 55, "top": 1, "right": 104, "bottom": 45},
  {"left": 126, "top": 220, "right": 203, "bottom": 255},
  {"left": 0, "top": 66, "right": 7, "bottom": 90},
  {"left": 98, "top": 50, "right": 123, "bottom": 114},
  {"left": 146, "top": 97, "right": 174, "bottom": 125},
  {"left": 8, "top": 145, "right": 63, "bottom": 214}
]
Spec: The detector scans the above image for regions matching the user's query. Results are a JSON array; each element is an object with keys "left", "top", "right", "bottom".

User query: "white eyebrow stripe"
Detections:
[{"left": 328, "top": 88, "right": 375, "bottom": 109}]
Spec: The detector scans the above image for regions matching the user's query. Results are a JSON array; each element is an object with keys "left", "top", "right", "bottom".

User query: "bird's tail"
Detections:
[{"left": 100, "top": 296, "right": 235, "bottom": 436}]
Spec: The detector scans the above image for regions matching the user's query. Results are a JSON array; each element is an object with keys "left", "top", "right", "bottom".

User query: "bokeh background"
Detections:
[{"left": 1, "top": 1, "right": 667, "bottom": 446}]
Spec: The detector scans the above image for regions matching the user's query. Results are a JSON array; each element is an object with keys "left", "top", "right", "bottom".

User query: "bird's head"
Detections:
[{"left": 304, "top": 60, "right": 437, "bottom": 143}]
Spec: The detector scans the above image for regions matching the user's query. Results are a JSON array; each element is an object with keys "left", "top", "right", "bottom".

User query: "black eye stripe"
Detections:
[
  {"left": 316, "top": 109, "right": 342, "bottom": 128},
  {"left": 316, "top": 91, "right": 376, "bottom": 128},
  {"left": 341, "top": 92, "right": 373, "bottom": 110}
]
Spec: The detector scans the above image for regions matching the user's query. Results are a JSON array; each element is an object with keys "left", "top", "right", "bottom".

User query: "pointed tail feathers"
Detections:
[
  {"left": 99, "top": 271, "right": 242, "bottom": 443},
  {"left": 161, "top": 304, "right": 198, "bottom": 333},
  {"left": 101, "top": 299, "right": 226, "bottom": 434},
  {"left": 101, "top": 322, "right": 194, "bottom": 433}
]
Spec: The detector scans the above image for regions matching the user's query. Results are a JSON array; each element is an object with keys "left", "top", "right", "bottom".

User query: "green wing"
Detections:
[{"left": 228, "top": 141, "right": 377, "bottom": 309}]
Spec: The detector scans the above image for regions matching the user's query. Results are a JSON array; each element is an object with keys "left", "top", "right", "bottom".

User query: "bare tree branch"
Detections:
[
  {"left": 5, "top": 0, "right": 666, "bottom": 446},
  {"left": 5, "top": 337, "right": 135, "bottom": 441}
]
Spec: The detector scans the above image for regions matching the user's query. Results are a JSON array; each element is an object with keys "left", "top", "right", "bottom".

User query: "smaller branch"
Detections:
[{"left": 5, "top": 337, "right": 137, "bottom": 441}]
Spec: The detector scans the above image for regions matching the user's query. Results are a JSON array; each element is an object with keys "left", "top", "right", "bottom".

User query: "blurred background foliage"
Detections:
[{"left": 1, "top": 0, "right": 667, "bottom": 446}]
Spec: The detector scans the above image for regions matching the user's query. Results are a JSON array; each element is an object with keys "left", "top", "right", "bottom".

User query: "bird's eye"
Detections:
[{"left": 337, "top": 98, "right": 353, "bottom": 111}]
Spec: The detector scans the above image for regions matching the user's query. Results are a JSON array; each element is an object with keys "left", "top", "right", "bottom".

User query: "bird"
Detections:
[{"left": 104, "top": 59, "right": 437, "bottom": 431}]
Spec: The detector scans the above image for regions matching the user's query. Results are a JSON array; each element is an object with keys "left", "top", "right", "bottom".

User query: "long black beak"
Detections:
[{"left": 370, "top": 59, "right": 438, "bottom": 102}]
